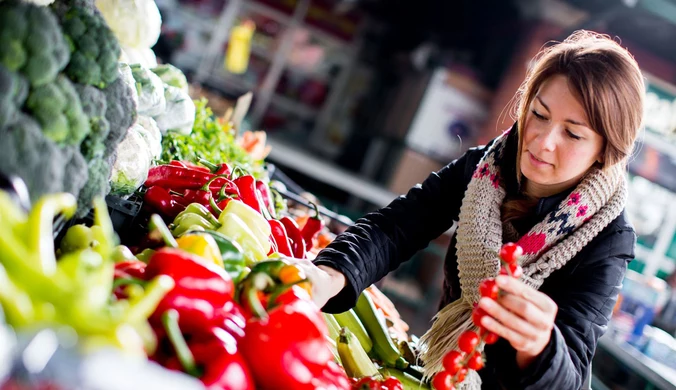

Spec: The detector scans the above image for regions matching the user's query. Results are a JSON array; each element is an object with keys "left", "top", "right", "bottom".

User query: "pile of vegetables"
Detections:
[{"left": 0, "top": 0, "right": 136, "bottom": 216}]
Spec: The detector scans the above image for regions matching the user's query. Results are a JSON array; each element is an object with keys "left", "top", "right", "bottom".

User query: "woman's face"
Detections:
[{"left": 520, "top": 75, "right": 605, "bottom": 197}]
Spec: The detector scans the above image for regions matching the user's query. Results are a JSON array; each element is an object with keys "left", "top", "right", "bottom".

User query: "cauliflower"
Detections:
[
  {"left": 110, "top": 126, "right": 152, "bottom": 197},
  {"left": 95, "top": 0, "right": 162, "bottom": 49},
  {"left": 153, "top": 85, "right": 195, "bottom": 135},
  {"left": 25, "top": 74, "right": 90, "bottom": 145},
  {"left": 51, "top": 0, "right": 121, "bottom": 88},
  {"left": 135, "top": 115, "right": 162, "bottom": 160},
  {"left": 130, "top": 63, "right": 165, "bottom": 116},
  {"left": 118, "top": 62, "right": 138, "bottom": 108},
  {"left": 0, "top": 0, "right": 70, "bottom": 87},
  {"left": 120, "top": 46, "right": 158, "bottom": 68},
  {"left": 151, "top": 64, "right": 189, "bottom": 94}
]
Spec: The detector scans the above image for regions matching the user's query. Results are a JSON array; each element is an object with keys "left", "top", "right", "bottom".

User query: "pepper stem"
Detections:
[
  {"left": 229, "top": 165, "right": 247, "bottom": 180},
  {"left": 267, "top": 278, "right": 311, "bottom": 307},
  {"left": 245, "top": 272, "right": 275, "bottom": 319},
  {"left": 149, "top": 214, "right": 179, "bottom": 248},
  {"left": 209, "top": 197, "right": 223, "bottom": 216},
  {"left": 162, "top": 309, "right": 200, "bottom": 377},
  {"left": 199, "top": 174, "right": 231, "bottom": 192},
  {"left": 112, "top": 276, "right": 147, "bottom": 290},
  {"left": 198, "top": 158, "right": 219, "bottom": 172},
  {"left": 308, "top": 202, "right": 320, "bottom": 219}
]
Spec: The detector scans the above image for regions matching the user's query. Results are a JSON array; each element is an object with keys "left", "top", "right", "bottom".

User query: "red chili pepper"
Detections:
[
  {"left": 159, "top": 310, "right": 254, "bottom": 390},
  {"left": 301, "top": 203, "right": 324, "bottom": 252},
  {"left": 181, "top": 175, "right": 236, "bottom": 209},
  {"left": 145, "top": 248, "right": 236, "bottom": 335},
  {"left": 144, "top": 186, "right": 186, "bottom": 218},
  {"left": 233, "top": 175, "right": 261, "bottom": 213},
  {"left": 239, "top": 272, "right": 350, "bottom": 390},
  {"left": 255, "top": 180, "right": 276, "bottom": 218},
  {"left": 280, "top": 216, "right": 306, "bottom": 259},
  {"left": 169, "top": 160, "right": 212, "bottom": 173},
  {"left": 145, "top": 165, "right": 216, "bottom": 190},
  {"left": 268, "top": 219, "right": 293, "bottom": 257},
  {"left": 198, "top": 158, "right": 232, "bottom": 176}
]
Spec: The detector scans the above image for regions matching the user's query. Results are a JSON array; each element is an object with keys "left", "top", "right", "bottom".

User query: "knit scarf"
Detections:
[{"left": 418, "top": 129, "right": 628, "bottom": 388}]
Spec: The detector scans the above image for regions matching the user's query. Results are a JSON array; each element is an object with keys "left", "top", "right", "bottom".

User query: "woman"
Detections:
[{"left": 293, "top": 30, "right": 645, "bottom": 389}]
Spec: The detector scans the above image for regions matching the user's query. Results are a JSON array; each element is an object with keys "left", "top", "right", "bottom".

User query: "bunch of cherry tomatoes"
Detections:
[{"left": 432, "top": 243, "right": 524, "bottom": 390}]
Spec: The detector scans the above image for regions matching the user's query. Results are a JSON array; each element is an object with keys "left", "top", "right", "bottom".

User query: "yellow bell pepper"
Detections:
[{"left": 176, "top": 233, "right": 224, "bottom": 268}]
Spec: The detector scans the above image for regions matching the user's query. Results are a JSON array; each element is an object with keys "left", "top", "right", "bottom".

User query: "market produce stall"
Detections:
[{"left": 0, "top": 1, "right": 535, "bottom": 389}]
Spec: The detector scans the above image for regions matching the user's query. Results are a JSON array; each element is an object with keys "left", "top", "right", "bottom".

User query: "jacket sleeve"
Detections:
[
  {"left": 493, "top": 223, "right": 636, "bottom": 389},
  {"left": 313, "top": 147, "right": 484, "bottom": 313}
]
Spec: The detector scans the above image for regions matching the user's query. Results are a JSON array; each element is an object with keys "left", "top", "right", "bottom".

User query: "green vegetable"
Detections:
[
  {"left": 0, "top": 114, "right": 89, "bottom": 203},
  {"left": 51, "top": 0, "right": 120, "bottom": 88},
  {"left": 160, "top": 98, "right": 262, "bottom": 177},
  {"left": 26, "top": 75, "right": 90, "bottom": 145},
  {"left": 102, "top": 67, "right": 137, "bottom": 159},
  {"left": 76, "top": 157, "right": 111, "bottom": 217},
  {"left": 0, "top": 0, "right": 70, "bottom": 87},
  {"left": 151, "top": 64, "right": 188, "bottom": 93},
  {"left": 0, "top": 65, "right": 28, "bottom": 130},
  {"left": 75, "top": 83, "right": 110, "bottom": 160}
]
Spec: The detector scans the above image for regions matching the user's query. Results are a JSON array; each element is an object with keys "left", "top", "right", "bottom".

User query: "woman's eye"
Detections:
[
  {"left": 532, "top": 110, "right": 546, "bottom": 120},
  {"left": 566, "top": 130, "right": 581, "bottom": 140}
]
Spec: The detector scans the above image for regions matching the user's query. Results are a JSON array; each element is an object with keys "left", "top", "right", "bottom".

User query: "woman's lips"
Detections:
[{"left": 528, "top": 151, "right": 551, "bottom": 167}]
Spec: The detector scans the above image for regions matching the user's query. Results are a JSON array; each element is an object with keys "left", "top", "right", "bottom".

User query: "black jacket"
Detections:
[{"left": 313, "top": 128, "right": 636, "bottom": 389}]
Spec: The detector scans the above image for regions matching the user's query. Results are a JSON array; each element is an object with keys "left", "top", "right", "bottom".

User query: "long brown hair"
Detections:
[{"left": 502, "top": 30, "right": 645, "bottom": 224}]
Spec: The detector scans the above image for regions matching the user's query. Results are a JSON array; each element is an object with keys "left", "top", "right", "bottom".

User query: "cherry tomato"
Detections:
[
  {"left": 432, "top": 371, "right": 454, "bottom": 390},
  {"left": 480, "top": 328, "right": 499, "bottom": 345},
  {"left": 355, "top": 376, "right": 381, "bottom": 390},
  {"left": 458, "top": 331, "right": 480, "bottom": 353},
  {"left": 499, "top": 263, "right": 523, "bottom": 278},
  {"left": 382, "top": 376, "right": 404, "bottom": 390},
  {"left": 467, "top": 352, "right": 485, "bottom": 370},
  {"left": 442, "top": 350, "right": 464, "bottom": 374},
  {"left": 472, "top": 307, "right": 488, "bottom": 328},
  {"left": 455, "top": 368, "right": 468, "bottom": 383},
  {"left": 479, "top": 278, "right": 499, "bottom": 300},
  {"left": 499, "top": 243, "right": 523, "bottom": 265}
]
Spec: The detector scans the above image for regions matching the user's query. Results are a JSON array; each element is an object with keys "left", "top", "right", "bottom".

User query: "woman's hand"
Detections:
[
  {"left": 477, "top": 275, "right": 558, "bottom": 369},
  {"left": 284, "top": 258, "right": 346, "bottom": 308}
]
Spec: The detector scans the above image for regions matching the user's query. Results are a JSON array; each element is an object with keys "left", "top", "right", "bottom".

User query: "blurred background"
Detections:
[{"left": 152, "top": 0, "right": 676, "bottom": 388}]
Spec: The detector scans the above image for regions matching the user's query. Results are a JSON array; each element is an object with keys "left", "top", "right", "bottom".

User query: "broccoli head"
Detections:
[
  {"left": 0, "top": 114, "right": 68, "bottom": 202},
  {"left": 0, "top": 65, "right": 28, "bottom": 129},
  {"left": 76, "top": 156, "right": 111, "bottom": 217},
  {"left": 0, "top": 0, "right": 70, "bottom": 87},
  {"left": 25, "top": 75, "right": 90, "bottom": 145},
  {"left": 61, "top": 145, "right": 89, "bottom": 198},
  {"left": 51, "top": 1, "right": 120, "bottom": 89},
  {"left": 102, "top": 70, "right": 137, "bottom": 160},
  {"left": 75, "top": 83, "right": 110, "bottom": 160}
]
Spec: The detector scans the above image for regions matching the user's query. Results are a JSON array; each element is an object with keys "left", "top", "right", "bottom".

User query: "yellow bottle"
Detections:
[{"left": 225, "top": 20, "right": 256, "bottom": 74}]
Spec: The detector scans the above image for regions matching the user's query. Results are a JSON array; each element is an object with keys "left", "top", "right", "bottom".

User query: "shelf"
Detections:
[
  {"left": 242, "top": 1, "right": 293, "bottom": 25},
  {"left": 270, "top": 94, "right": 318, "bottom": 120},
  {"left": 206, "top": 72, "right": 257, "bottom": 94},
  {"left": 266, "top": 137, "right": 398, "bottom": 207}
]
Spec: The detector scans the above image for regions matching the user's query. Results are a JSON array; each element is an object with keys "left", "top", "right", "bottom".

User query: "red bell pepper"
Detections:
[
  {"left": 301, "top": 203, "right": 324, "bottom": 252},
  {"left": 144, "top": 186, "right": 187, "bottom": 218},
  {"left": 160, "top": 309, "right": 254, "bottom": 390},
  {"left": 169, "top": 160, "right": 212, "bottom": 173},
  {"left": 112, "top": 259, "right": 148, "bottom": 299},
  {"left": 352, "top": 376, "right": 403, "bottom": 390},
  {"left": 268, "top": 219, "right": 293, "bottom": 257},
  {"left": 241, "top": 286, "right": 349, "bottom": 389},
  {"left": 280, "top": 216, "right": 306, "bottom": 259},
  {"left": 145, "top": 248, "right": 235, "bottom": 334},
  {"left": 145, "top": 165, "right": 216, "bottom": 190},
  {"left": 237, "top": 261, "right": 349, "bottom": 389}
]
